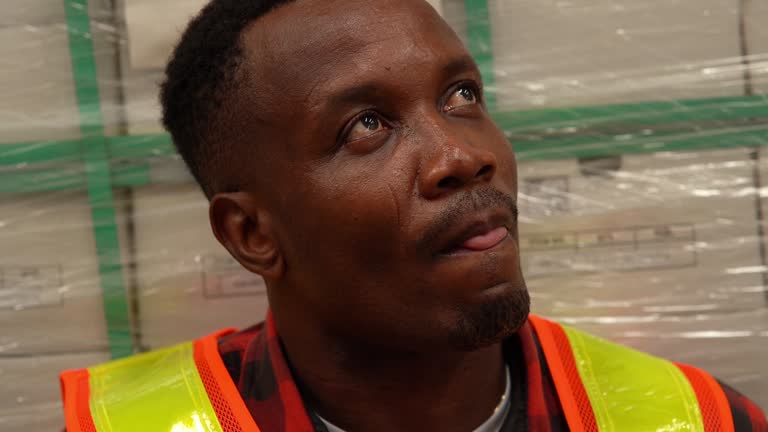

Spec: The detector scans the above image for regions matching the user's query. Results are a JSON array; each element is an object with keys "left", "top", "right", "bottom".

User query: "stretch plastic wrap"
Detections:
[{"left": 0, "top": 1, "right": 766, "bottom": 430}]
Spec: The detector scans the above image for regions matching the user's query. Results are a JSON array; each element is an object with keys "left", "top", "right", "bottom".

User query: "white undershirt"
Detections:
[{"left": 317, "top": 366, "right": 512, "bottom": 432}]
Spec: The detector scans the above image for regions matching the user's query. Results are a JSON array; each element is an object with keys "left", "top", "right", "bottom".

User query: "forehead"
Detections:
[{"left": 240, "top": 0, "right": 468, "bottom": 103}]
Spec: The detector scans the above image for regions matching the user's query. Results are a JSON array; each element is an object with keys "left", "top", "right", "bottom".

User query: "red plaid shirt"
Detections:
[{"left": 218, "top": 317, "right": 767, "bottom": 432}]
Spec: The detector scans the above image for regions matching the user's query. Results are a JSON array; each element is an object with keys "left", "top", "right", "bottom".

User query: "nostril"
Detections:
[
  {"left": 475, "top": 164, "right": 494, "bottom": 178},
  {"left": 438, "top": 176, "right": 462, "bottom": 189}
]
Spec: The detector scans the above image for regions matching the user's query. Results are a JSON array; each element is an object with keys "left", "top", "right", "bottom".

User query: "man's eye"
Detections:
[
  {"left": 346, "top": 113, "right": 386, "bottom": 142},
  {"left": 444, "top": 85, "right": 479, "bottom": 112}
]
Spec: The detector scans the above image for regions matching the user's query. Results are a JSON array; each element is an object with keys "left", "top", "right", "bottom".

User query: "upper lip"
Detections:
[{"left": 436, "top": 209, "right": 513, "bottom": 255}]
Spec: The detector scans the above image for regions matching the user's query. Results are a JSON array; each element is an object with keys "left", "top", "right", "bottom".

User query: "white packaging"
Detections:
[
  {"left": 120, "top": 69, "right": 166, "bottom": 135},
  {"left": 488, "top": 0, "right": 746, "bottom": 110},
  {"left": 131, "top": 184, "right": 269, "bottom": 350},
  {"left": 520, "top": 148, "right": 765, "bottom": 316},
  {"left": 745, "top": 1, "right": 768, "bottom": 93},
  {"left": 0, "top": 192, "right": 111, "bottom": 355},
  {"left": 0, "top": 351, "right": 110, "bottom": 432},
  {"left": 0, "top": 25, "right": 80, "bottom": 143},
  {"left": 519, "top": 148, "right": 768, "bottom": 407},
  {"left": 124, "top": 0, "right": 209, "bottom": 71},
  {"left": 0, "top": 0, "right": 66, "bottom": 28}
]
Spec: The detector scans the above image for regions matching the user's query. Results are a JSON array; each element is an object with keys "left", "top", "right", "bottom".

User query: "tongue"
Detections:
[{"left": 462, "top": 227, "right": 509, "bottom": 251}]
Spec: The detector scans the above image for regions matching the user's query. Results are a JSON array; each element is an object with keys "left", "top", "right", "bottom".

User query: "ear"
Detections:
[{"left": 209, "top": 192, "right": 284, "bottom": 279}]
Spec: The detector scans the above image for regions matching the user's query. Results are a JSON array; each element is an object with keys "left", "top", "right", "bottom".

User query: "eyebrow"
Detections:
[
  {"left": 440, "top": 55, "right": 481, "bottom": 82},
  {"left": 326, "top": 55, "right": 481, "bottom": 109},
  {"left": 328, "top": 83, "right": 383, "bottom": 109}
]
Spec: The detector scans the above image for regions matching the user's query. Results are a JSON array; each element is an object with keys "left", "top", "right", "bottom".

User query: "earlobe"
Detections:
[{"left": 209, "top": 192, "right": 284, "bottom": 279}]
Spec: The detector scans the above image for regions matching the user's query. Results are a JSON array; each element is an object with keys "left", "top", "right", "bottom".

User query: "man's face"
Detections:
[{"left": 233, "top": 0, "right": 528, "bottom": 351}]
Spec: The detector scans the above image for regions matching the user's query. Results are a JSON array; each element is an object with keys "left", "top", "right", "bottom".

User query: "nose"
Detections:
[{"left": 418, "top": 124, "right": 498, "bottom": 200}]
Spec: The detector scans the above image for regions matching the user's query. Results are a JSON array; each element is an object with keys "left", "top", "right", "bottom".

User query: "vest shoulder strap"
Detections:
[
  {"left": 528, "top": 314, "right": 735, "bottom": 432},
  {"left": 60, "top": 329, "right": 260, "bottom": 432}
]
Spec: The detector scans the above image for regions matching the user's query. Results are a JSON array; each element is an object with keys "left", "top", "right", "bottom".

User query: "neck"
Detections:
[{"left": 278, "top": 321, "right": 508, "bottom": 432}]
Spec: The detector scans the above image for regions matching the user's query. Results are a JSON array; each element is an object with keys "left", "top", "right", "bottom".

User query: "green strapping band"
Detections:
[
  {"left": 465, "top": 0, "right": 497, "bottom": 112},
  {"left": 562, "top": 325, "right": 704, "bottom": 431},
  {"left": 65, "top": 0, "right": 133, "bottom": 359},
  {"left": 2, "top": 95, "right": 767, "bottom": 174}
]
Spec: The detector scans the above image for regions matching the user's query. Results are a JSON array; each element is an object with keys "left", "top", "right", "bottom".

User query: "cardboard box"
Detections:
[
  {"left": 0, "top": 404, "right": 67, "bottom": 432},
  {"left": 118, "top": 0, "right": 196, "bottom": 134},
  {"left": 0, "top": 192, "right": 111, "bottom": 355},
  {"left": 0, "top": 25, "right": 81, "bottom": 144},
  {"left": 518, "top": 148, "right": 768, "bottom": 406},
  {"left": 745, "top": 1, "right": 768, "bottom": 94},
  {"left": 520, "top": 148, "right": 765, "bottom": 316},
  {"left": 0, "top": 0, "right": 66, "bottom": 27},
  {"left": 124, "top": 0, "right": 209, "bottom": 71},
  {"left": 487, "top": 0, "right": 746, "bottom": 110},
  {"left": 131, "top": 184, "right": 270, "bottom": 350},
  {"left": 0, "top": 351, "right": 110, "bottom": 432},
  {"left": 0, "top": 2, "right": 127, "bottom": 141},
  {"left": 120, "top": 68, "right": 166, "bottom": 135},
  {"left": 0, "top": 0, "right": 114, "bottom": 27},
  {"left": 124, "top": 0, "right": 446, "bottom": 71}
]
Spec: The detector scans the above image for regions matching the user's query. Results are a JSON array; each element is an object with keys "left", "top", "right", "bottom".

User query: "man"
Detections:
[{"left": 60, "top": 0, "right": 767, "bottom": 431}]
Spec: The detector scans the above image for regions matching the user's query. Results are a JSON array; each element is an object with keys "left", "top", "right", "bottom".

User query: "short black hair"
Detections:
[{"left": 160, "top": 0, "right": 295, "bottom": 198}]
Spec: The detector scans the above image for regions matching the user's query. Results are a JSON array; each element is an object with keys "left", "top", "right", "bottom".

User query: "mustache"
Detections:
[{"left": 418, "top": 187, "right": 518, "bottom": 252}]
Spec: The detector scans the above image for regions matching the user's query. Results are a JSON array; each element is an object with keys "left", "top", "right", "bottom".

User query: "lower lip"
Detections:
[{"left": 459, "top": 227, "right": 509, "bottom": 252}]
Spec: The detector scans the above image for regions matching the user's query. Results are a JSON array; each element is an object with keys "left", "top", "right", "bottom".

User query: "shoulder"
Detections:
[
  {"left": 217, "top": 321, "right": 267, "bottom": 384},
  {"left": 527, "top": 315, "right": 767, "bottom": 432},
  {"left": 718, "top": 380, "right": 768, "bottom": 432}
]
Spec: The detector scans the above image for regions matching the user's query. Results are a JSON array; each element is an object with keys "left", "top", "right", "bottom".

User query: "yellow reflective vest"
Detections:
[{"left": 61, "top": 315, "right": 736, "bottom": 432}]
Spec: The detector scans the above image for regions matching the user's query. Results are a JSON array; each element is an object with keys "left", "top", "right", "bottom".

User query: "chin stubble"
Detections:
[{"left": 449, "top": 285, "right": 531, "bottom": 351}]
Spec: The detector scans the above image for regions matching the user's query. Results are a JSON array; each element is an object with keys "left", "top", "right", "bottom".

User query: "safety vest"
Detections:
[{"left": 60, "top": 315, "right": 735, "bottom": 432}]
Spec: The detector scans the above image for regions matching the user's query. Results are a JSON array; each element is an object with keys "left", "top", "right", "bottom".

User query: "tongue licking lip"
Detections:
[{"left": 461, "top": 227, "right": 509, "bottom": 251}]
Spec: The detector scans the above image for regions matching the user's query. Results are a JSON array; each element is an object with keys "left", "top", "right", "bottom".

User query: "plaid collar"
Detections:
[
  {"left": 218, "top": 312, "right": 566, "bottom": 432},
  {"left": 218, "top": 312, "right": 767, "bottom": 432}
]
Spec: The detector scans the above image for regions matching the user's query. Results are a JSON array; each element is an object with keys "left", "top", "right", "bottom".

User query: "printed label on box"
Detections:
[
  {"left": 522, "top": 176, "right": 570, "bottom": 217},
  {"left": 522, "top": 224, "right": 698, "bottom": 277},
  {"left": 0, "top": 266, "right": 62, "bottom": 309}
]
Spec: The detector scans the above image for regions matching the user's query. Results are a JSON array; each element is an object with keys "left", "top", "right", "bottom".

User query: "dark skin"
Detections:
[{"left": 210, "top": 0, "right": 528, "bottom": 431}]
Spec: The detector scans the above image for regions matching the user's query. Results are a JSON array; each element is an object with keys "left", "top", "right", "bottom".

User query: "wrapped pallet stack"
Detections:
[{"left": 0, "top": 1, "right": 766, "bottom": 429}]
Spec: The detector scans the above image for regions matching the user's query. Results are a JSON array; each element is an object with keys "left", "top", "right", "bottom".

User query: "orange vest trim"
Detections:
[
  {"left": 676, "top": 362, "right": 735, "bottom": 432},
  {"left": 63, "top": 315, "right": 740, "bottom": 432},
  {"left": 530, "top": 314, "right": 735, "bottom": 432},
  {"left": 528, "top": 314, "right": 599, "bottom": 432},
  {"left": 60, "top": 328, "right": 261, "bottom": 432},
  {"left": 60, "top": 368, "right": 97, "bottom": 432},
  {"left": 194, "top": 329, "right": 262, "bottom": 432}
]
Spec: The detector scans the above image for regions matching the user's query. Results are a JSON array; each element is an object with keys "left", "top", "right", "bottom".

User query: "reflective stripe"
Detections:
[
  {"left": 87, "top": 342, "right": 224, "bottom": 432},
  {"left": 530, "top": 315, "right": 711, "bottom": 432},
  {"left": 562, "top": 326, "right": 704, "bottom": 431}
]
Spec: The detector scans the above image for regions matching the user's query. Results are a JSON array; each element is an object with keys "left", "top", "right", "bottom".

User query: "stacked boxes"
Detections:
[
  {"left": 487, "top": 0, "right": 747, "bottom": 110},
  {"left": 0, "top": 1, "right": 125, "bottom": 429},
  {"left": 130, "top": 184, "right": 269, "bottom": 350},
  {"left": 0, "top": 1, "right": 766, "bottom": 431},
  {"left": 0, "top": 353, "right": 110, "bottom": 431},
  {"left": 0, "top": 192, "right": 112, "bottom": 432},
  {"left": 745, "top": 1, "right": 768, "bottom": 93},
  {"left": 518, "top": 148, "right": 768, "bottom": 407}
]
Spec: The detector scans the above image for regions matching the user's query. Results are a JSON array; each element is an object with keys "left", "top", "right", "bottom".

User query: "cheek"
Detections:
[
  {"left": 291, "top": 170, "right": 407, "bottom": 274},
  {"left": 502, "top": 150, "right": 518, "bottom": 196},
  {"left": 489, "top": 129, "right": 518, "bottom": 194}
]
